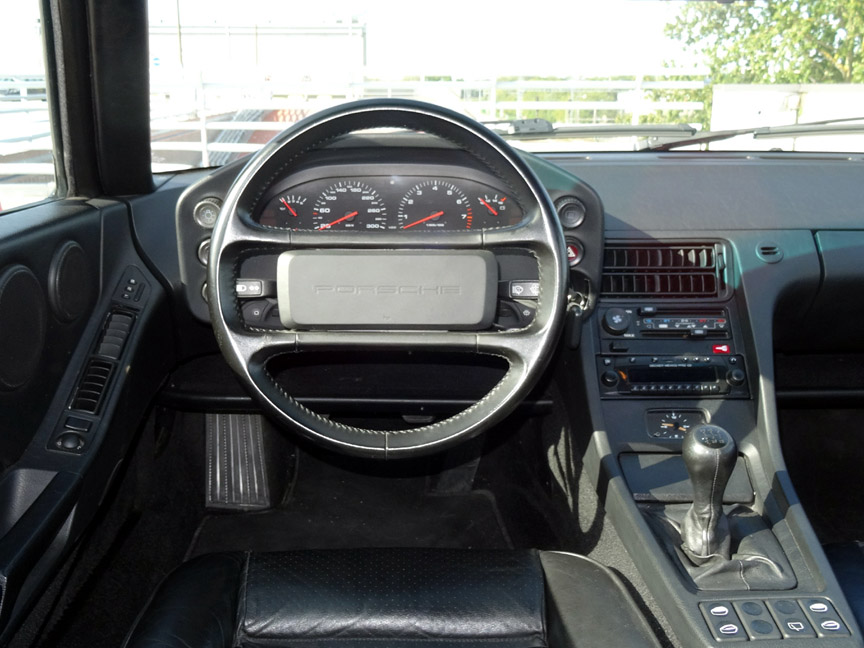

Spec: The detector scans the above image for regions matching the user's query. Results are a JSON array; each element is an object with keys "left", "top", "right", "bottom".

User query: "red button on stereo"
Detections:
[{"left": 713, "top": 344, "right": 730, "bottom": 354}]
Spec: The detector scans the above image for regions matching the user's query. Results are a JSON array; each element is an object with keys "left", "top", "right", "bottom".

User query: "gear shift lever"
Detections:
[{"left": 681, "top": 424, "right": 737, "bottom": 565}]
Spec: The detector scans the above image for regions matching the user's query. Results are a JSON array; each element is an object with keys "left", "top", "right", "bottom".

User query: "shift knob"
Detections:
[{"left": 680, "top": 424, "right": 736, "bottom": 564}]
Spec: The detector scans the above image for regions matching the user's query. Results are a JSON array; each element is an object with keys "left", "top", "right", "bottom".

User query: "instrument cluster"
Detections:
[{"left": 255, "top": 174, "right": 523, "bottom": 232}]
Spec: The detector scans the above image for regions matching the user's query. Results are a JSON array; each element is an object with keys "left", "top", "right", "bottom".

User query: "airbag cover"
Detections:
[{"left": 276, "top": 250, "right": 497, "bottom": 329}]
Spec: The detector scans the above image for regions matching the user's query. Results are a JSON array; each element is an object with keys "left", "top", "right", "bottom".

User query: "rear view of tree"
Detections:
[{"left": 667, "top": 0, "right": 864, "bottom": 84}]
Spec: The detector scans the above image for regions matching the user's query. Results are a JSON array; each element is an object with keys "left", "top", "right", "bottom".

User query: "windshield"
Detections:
[{"left": 147, "top": 0, "right": 864, "bottom": 170}]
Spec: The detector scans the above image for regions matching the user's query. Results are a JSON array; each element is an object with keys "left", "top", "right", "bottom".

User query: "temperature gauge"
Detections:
[{"left": 477, "top": 194, "right": 509, "bottom": 226}]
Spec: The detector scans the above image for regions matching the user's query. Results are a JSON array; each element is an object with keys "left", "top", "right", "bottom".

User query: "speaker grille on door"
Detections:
[
  {"left": 0, "top": 265, "right": 46, "bottom": 390},
  {"left": 49, "top": 241, "right": 94, "bottom": 322}
]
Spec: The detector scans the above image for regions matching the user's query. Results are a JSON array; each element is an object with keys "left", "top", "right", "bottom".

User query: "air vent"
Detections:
[
  {"left": 756, "top": 241, "right": 784, "bottom": 264},
  {"left": 602, "top": 242, "right": 726, "bottom": 298},
  {"left": 70, "top": 359, "right": 113, "bottom": 414}
]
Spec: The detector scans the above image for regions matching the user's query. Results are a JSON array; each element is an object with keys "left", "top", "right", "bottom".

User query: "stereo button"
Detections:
[
  {"left": 727, "top": 369, "right": 746, "bottom": 386},
  {"left": 601, "top": 371, "right": 619, "bottom": 387}
]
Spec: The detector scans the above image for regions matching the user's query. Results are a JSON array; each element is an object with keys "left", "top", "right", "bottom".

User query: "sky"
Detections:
[
  {"left": 0, "top": 1, "right": 697, "bottom": 78},
  {"left": 0, "top": 2, "right": 46, "bottom": 73},
  {"left": 146, "top": 0, "right": 697, "bottom": 78}
]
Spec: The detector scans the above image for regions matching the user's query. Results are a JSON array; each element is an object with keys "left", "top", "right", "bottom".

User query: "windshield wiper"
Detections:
[
  {"left": 645, "top": 116, "right": 864, "bottom": 151},
  {"left": 484, "top": 118, "right": 696, "bottom": 141}
]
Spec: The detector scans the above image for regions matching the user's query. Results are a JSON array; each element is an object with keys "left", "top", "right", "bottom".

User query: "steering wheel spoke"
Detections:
[
  {"left": 476, "top": 328, "right": 543, "bottom": 361},
  {"left": 482, "top": 208, "right": 549, "bottom": 251},
  {"left": 228, "top": 328, "right": 297, "bottom": 370},
  {"left": 294, "top": 330, "right": 478, "bottom": 353},
  {"left": 219, "top": 216, "right": 293, "bottom": 251}
]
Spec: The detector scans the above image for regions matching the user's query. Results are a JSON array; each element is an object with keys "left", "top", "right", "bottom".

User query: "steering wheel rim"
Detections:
[{"left": 208, "top": 99, "right": 568, "bottom": 458}]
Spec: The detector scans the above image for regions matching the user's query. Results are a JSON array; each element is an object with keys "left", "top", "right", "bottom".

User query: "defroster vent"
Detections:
[{"left": 602, "top": 242, "right": 727, "bottom": 298}]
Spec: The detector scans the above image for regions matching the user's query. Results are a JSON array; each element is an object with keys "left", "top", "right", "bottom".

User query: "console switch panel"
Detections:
[
  {"left": 800, "top": 598, "right": 850, "bottom": 638},
  {"left": 732, "top": 601, "right": 781, "bottom": 640},
  {"left": 766, "top": 599, "right": 816, "bottom": 639},
  {"left": 699, "top": 602, "right": 746, "bottom": 642},
  {"left": 702, "top": 598, "right": 850, "bottom": 642}
]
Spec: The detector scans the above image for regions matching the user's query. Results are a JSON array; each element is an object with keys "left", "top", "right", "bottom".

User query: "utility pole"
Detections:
[{"left": 175, "top": 0, "right": 184, "bottom": 67}]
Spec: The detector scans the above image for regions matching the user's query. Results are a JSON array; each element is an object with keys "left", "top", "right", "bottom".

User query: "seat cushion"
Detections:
[{"left": 123, "top": 548, "right": 659, "bottom": 648}]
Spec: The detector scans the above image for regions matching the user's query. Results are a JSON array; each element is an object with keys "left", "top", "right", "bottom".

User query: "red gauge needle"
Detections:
[
  {"left": 318, "top": 211, "right": 358, "bottom": 230},
  {"left": 279, "top": 198, "right": 297, "bottom": 217},
  {"left": 401, "top": 211, "right": 444, "bottom": 230},
  {"left": 480, "top": 199, "right": 498, "bottom": 216}
]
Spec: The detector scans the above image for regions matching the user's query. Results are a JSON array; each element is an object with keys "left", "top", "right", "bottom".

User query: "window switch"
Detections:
[{"left": 64, "top": 416, "right": 91, "bottom": 433}]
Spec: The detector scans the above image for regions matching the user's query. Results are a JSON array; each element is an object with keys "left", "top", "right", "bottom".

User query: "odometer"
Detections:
[{"left": 312, "top": 181, "right": 389, "bottom": 230}]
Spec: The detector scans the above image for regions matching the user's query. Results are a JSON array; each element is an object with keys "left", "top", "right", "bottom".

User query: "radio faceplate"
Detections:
[{"left": 597, "top": 354, "right": 748, "bottom": 398}]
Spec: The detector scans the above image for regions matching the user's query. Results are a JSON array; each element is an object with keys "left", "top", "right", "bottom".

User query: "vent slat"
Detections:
[
  {"left": 71, "top": 359, "right": 114, "bottom": 414},
  {"left": 601, "top": 242, "right": 723, "bottom": 298}
]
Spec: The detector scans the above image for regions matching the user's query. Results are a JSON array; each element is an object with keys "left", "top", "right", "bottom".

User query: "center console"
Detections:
[{"left": 573, "top": 235, "right": 862, "bottom": 647}]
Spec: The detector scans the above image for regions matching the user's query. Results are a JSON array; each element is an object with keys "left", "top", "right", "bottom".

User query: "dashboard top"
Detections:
[{"left": 543, "top": 152, "right": 864, "bottom": 232}]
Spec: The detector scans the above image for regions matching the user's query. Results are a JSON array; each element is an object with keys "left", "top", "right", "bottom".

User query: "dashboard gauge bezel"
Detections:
[
  {"left": 396, "top": 180, "right": 472, "bottom": 231},
  {"left": 311, "top": 180, "right": 390, "bottom": 231},
  {"left": 253, "top": 162, "right": 526, "bottom": 232}
]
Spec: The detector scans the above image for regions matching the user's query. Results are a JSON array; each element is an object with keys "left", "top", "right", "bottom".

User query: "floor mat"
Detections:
[{"left": 188, "top": 447, "right": 511, "bottom": 557}]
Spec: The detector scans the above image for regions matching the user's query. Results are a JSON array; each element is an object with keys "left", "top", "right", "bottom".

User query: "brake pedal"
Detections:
[{"left": 205, "top": 413, "right": 271, "bottom": 511}]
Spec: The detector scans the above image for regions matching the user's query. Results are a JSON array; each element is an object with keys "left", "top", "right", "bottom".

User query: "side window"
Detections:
[{"left": 0, "top": 2, "right": 56, "bottom": 213}]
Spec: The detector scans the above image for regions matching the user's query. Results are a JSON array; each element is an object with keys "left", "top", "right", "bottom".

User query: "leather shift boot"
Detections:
[
  {"left": 646, "top": 504, "right": 797, "bottom": 591},
  {"left": 681, "top": 501, "right": 731, "bottom": 565}
]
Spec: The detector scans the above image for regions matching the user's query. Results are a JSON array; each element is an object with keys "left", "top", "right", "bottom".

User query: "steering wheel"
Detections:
[{"left": 208, "top": 99, "right": 567, "bottom": 458}]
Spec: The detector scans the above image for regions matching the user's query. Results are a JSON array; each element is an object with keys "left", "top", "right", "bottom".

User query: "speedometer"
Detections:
[
  {"left": 312, "top": 181, "right": 389, "bottom": 231},
  {"left": 397, "top": 181, "right": 472, "bottom": 230}
]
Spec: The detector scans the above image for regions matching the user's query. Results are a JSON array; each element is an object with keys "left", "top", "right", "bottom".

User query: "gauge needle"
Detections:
[
  {"left": 318, "top": 211, "right": 358, "bottom": 230},
  {"left": 402, "top": 211, "right": 444, "bottom": 229},
  {"left": 480, "top": 199, "right": 498, "bottom": 216},
  {"left": 279, "top": 198, "right": 298, "bottom": 217}
]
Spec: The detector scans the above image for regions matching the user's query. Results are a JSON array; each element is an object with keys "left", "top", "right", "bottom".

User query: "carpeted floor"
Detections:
[{"left": 188, "top": 446, "right": 511, "bottom": 557}]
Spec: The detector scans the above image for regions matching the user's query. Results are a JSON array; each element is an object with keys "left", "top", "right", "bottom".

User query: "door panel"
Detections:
[
  {"left": 0, "top": 196, "right": 174, "bottom": 642},
  {"left": 0, "top": 201, "right": 102, "bottom": 468}
]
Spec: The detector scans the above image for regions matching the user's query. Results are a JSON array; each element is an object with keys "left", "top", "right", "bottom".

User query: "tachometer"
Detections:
[
  {"left": 397, "top": 181, "right": 472, "bottom": 230},
  {"left": 312, "top": 181, "right": 389, "bottom": 231}
]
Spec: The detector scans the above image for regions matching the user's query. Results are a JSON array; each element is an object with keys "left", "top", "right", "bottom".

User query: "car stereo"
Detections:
[{"left": 597, "top": 354, "right": 748, "bottom": 398}]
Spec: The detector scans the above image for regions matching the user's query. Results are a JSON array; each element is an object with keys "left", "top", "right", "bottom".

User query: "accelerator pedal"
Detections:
[{"left": 205, "top": 413, "right": 271, "bottom": 511}]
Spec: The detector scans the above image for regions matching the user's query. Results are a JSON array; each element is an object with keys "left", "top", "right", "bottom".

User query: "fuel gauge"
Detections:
[{"left": 259, "top": 193, "right": 309, "bottom": 228}]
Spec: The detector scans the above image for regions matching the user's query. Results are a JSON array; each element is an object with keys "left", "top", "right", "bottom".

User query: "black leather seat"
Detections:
[{"left": 123, "top": 548, "right": 660, "bottom": 648}]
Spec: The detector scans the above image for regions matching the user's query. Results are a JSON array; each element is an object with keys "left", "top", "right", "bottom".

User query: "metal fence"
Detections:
[{"left": 1, "top": 73, "right": 707, "bottom": 209}]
